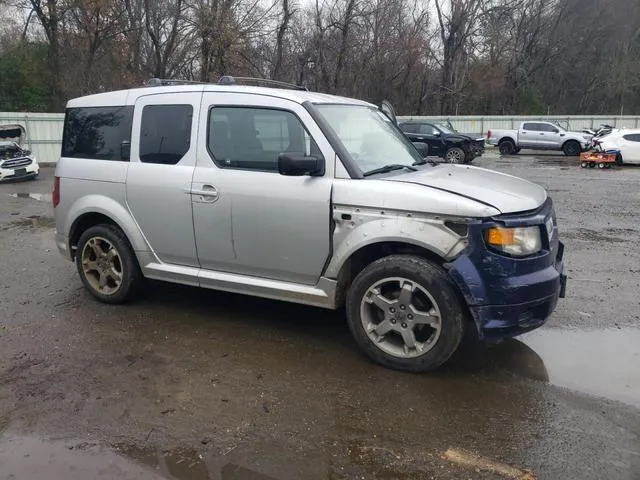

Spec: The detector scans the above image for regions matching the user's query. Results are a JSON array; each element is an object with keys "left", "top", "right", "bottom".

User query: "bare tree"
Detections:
[{"left": 434, "top": 0, "right": 485, "bottom": 114}]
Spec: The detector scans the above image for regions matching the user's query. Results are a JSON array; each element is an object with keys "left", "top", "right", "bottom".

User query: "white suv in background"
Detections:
[{"left": 596, "top": 130, "right": 640, "bottom": 165}]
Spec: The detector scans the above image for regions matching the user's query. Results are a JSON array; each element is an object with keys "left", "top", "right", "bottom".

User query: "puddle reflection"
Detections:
[{"left": 453, "top": 327, "right": 640, "bottom": 408}]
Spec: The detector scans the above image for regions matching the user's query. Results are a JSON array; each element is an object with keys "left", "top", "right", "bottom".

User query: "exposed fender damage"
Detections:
[{"left": 324, "top": 205, "right": 470, "bottom": 279}]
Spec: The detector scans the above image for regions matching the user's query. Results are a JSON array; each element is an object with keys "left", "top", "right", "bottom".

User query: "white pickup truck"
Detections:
[{"left": 487, "top": 121, "right": 592, "bottom": 156}]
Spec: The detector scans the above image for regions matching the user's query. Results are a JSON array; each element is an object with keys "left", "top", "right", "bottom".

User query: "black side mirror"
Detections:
[
  {"left": 120, "top": 141, "right": 131, "bottom": 161},
  {"left": 278, "top": 153, "right": 324, "bottom": 176}
]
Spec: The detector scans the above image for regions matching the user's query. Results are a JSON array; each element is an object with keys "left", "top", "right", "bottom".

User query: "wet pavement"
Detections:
[{"left": 1, "top": 156, "right": 640, "bottom": 479}]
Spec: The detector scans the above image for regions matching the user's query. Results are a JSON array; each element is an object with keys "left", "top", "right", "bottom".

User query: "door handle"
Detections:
[
  {"left": 540, "top": 133, "right": 545, "bottom": 135},
  {"left": 187, "top": 185, "right": 219, "bottom": 202}
]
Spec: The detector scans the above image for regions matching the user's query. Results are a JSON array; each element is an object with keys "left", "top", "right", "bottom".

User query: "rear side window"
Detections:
[
  {"left": 140, "top": 105, "right": 193, "bottom": 165},
  {"left": 522, "top": 123, "right": 540, "bottom": 131},
  {"left": 623, "top": 134, "right": 640, "bottom": 142},
  {"left": 62, "top": 106, "right": 133, "bottom": 161}
]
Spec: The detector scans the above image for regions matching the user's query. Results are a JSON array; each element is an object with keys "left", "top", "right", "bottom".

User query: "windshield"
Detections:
[{"left": 315, "top": 105, "right": 422, "bottom": 174}]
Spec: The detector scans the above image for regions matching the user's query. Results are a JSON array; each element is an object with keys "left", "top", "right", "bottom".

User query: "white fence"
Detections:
[{"left": 2, "top": 112, "right": 640, "bottom": 164}]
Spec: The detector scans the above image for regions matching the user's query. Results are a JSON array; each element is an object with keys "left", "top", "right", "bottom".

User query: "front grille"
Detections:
[{"left": 1, "top": 157, "right": 32, "bottom": 168}]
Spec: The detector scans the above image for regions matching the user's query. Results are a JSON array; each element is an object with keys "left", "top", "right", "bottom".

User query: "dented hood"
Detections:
[
  {"left": 387, "top": 164, "right": 547, "bottom": 214},
  {"left": 0, "top": 124, "right": 26, "bottom": 145}
]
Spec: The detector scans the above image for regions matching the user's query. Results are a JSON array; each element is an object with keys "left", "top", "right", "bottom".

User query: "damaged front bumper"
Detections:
[
  {"left": 445, "top": 198, "right": 566, "bottom": 340},
  {"left": 0, "top": 157, "right": 39, "bottom": 181}
]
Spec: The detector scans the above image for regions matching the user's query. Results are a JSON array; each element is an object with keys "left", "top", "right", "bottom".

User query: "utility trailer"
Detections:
[{"left": 579, "top": 150, "right": 620, "bottom": 169}]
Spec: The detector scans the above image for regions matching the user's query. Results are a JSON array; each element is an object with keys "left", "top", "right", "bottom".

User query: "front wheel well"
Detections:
[
  {"left": 334, "top": 242, "right": 445, "bottom": 307},
  {"left": 69, "top": 212, "right": 121, "bottom": 258}
]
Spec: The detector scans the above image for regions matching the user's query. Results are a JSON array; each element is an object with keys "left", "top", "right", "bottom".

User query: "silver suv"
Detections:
[{"left": 54, "top": 78, "right": 566, "bottom": 372}]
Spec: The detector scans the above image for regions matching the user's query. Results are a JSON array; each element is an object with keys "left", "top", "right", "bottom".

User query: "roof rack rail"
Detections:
[
  {"left": 218, "top": 75, "right": 308, "bottom": 91},
  {"left": 144, "top": 76, "right": 309, "bottom": 91},
  {"left": 145, "top": 78, "right": 208, "bottom": 87}
]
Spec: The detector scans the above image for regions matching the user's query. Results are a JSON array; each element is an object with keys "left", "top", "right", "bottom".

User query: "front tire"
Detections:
[
  {"left": 346, "top": 255, "right": 466, "bottom": 372},
  {"left": 444, "top": 147, "right": 465, "bottom": 164},
  {"left": 76, "top": 224, "right": 142, "bottom": 304}
]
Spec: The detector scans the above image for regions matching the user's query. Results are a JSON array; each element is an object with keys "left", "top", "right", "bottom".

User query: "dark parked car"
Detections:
[{"left": 399, "top": 121, "right": 485, "bottom": 164}]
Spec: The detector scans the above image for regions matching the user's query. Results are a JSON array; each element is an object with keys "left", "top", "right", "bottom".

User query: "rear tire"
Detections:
[
  {"left": 563, "top": 140, "right": 581, "bottom": 156},
  {"left": 76, "top": 224, "right": 142, "bottom": 304},
  {"left": 498, "top": 139, "right": 516, "bottom": 155},
  {"left": 346, "top": 255, "right": 466, "bottom": 372}
]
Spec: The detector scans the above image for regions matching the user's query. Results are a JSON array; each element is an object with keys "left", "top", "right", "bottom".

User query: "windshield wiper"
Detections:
[
  {"left": 413, "top": 158, "right": 439, "bottom": 167},
  {"left": 363, "top": 164, "right": 417, "bottom": 177}
]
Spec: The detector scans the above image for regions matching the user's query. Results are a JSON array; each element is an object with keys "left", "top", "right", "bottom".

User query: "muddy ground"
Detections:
[{"left": 1, "top": 153, "right": 639, "bottom": 479}]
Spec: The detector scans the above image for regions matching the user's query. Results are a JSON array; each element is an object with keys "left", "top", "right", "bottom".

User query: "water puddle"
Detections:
[
  {"left": 517, "top": 328, "right": 640, "bottom": 407},
  {"left": 117, "top": 442, "right": 327, "bottom": 480},
  {"left": 0, "top": 436, "right": 164, "bottom": 480},
  {"left": 9, "top": 192, "right": 52, "bottom": 202},
  {"left": 447, "top": 327, "right": 640, "bottom": 407}
]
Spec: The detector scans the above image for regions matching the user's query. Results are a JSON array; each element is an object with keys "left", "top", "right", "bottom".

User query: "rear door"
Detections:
[{"left": 126, "top": 92, "right": 202, "bottom": 267}]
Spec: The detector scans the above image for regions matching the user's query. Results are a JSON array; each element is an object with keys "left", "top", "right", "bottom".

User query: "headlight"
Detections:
[{"left": 486, "top": 226, "right": 542, "bottom": 256}]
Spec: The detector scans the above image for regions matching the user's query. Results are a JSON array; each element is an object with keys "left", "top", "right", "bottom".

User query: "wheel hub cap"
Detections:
[
  {"left": 360, "top": 277, "right": 442, "bottom": 359},
  {"left": 81, "top": 236, "right": 123, "bottom": 295}
]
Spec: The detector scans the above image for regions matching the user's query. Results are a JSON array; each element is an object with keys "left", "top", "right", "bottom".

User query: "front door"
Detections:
[
  {"left": 539, "top": 123, "right": 563, "bottom": 149},
  {"left": 126, "top": 92, "right": 202, "bottom": 267},
  {"left": 192, "top": 93, "right": 334, "bottom": 285},
  {"left": 418, "top": 123, "right": 445, "bottom": 156}
]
